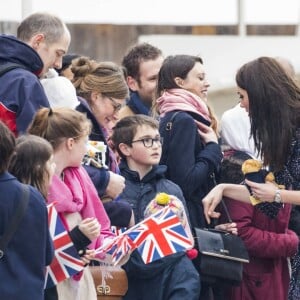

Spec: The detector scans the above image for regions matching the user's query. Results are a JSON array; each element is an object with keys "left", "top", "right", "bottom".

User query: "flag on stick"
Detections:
[{"left": 45, "top": 203, "right": 84, "bottom": 288}]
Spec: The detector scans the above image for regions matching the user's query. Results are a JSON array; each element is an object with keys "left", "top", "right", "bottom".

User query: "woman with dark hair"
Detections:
[
  {"left": 203, "top": 56, "right": 300, "bottom": 300},
  {"left": 156, "top": 55, "right": 222, "bottom": 229},
  {"left": 156, "top": 54, "right": 223, "bottom": 300}
]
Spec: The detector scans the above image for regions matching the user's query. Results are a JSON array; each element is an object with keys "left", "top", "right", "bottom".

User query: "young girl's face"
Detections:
[
  {"left": 46, "top": 154, "right": 56, "bottom": 184},
  {"left": 69, "top": 134, "right": 89, "bottom": 167}
]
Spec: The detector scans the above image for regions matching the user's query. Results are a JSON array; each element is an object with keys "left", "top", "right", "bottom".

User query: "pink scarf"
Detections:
[
  {"left": 48, "top": 166, "right": 114, "bottom": 251},
  {"left": 157, "top": 88, "right": 211, "bottom": 122}
]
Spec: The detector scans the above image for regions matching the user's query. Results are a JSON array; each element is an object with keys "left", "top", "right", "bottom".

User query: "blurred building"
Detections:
[{"left": 1, "top": 0, "right": 299, "bottom": 117}]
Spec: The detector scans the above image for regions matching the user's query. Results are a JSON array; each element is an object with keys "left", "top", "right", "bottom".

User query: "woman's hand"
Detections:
[
  {"left": 106, "top": 172, "right": 125, "bottom": 199},
  {"left": 79, "top": 217, "right": 101, "bottom": 241},
  {"left": 195, "top": 121, "right": 218, "bottom": 144},
  {"left": 202, "top": 184, "right": 226, "bottom": 224},
  {"left": 81, "top": 249, "right": 96, "bottom": 265},
  {"left": 215, "top": 222, "right": 238, "bottom": 235},
  {"left": 245, "top": 179, "right": 277, "bottom": 202}
]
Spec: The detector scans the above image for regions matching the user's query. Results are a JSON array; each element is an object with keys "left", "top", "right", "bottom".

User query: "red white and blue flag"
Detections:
[
  {"left": 95, "top": 207, "right": 192, "bottom": 265},
  {"left": 111, "top": 226, "right": 127, "bottom": 236},
  {"left": 128, "top": 208, "right": 193, "bottom": 264},
  {"left": 106, "top": 234, "right": 136, "bottom": 265},
  {"left": 45, "top": 203, "right": 84, "bottom": 289}
]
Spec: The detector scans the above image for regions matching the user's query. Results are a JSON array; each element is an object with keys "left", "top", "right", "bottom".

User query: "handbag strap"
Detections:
[
  {"left": 0, "top": 184, "right": 30, "bottom": 259},
  {"left": 209, "top": 174, "right": 232, "bottom": 224},
  {"left": 163, "top": 111, "right": 181, "bottom": 166},
  {"left": 220, "top": 199, "right": 233, "bottom": 223}
]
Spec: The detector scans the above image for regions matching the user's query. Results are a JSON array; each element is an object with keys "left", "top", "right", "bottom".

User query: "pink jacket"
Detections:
[
  {"left": 48, "top": 166, "right": 114, "bottom": 250},
  {"left": 223, "top": 198, "right": 298, "bottom": 300}
]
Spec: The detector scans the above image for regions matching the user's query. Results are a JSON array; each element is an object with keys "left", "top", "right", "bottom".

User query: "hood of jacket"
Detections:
[{"left": 0, "top": 35, "right": 43, "bottom": 75}]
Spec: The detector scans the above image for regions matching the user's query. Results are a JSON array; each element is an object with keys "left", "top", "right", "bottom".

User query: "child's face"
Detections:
[
  {"left": 68, "top": 134, "right": 89, "bottom": 167},
  {"left": 129, "top": 125, "right": 162, "bottom": 167},
  {"left": 46, "top": 154, "right": 56, "bottom": 185}
]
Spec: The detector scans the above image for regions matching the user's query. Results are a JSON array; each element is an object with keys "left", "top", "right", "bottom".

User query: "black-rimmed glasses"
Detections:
[{"left": 131, "top": 137, "right": 163, "bottom": 148}]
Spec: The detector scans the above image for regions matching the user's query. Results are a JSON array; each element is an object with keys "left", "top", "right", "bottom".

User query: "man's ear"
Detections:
[
  {"left": 118, "top": 143, "right": 131, "bottom": 157},
  {"left": 127, "top": 76, "right": 139, "bottom": 92},
  {"left": 29, "top": 33, "right": 45, "bottom": 50}
]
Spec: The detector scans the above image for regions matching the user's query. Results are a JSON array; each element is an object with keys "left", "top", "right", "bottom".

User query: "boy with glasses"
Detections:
[{"left": 111, "top": 115, "right": 200, "bottom": 300}]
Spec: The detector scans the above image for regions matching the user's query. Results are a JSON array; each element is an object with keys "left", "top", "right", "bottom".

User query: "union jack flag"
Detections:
[
  {"left": 128, "top": 208, "right": 193, "bottom": 264},
  {"left": 106, "top": 234, "right": 136, "bottom": 265},
  {"left": 45, "top": 203, "right": 84, "bottom": 289},
  {"left": 111, "top": 226, "right": 127, "bottom": 236}
]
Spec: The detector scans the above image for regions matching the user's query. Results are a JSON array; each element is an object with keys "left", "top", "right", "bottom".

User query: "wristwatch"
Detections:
[{"left": 274, "top": 189, "right": 282, "bottom": 203}]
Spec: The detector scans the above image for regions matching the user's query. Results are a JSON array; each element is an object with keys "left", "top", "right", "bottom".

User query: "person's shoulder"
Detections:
[
  {"left": 221, "top": 104, "right": 248, "bottom": 123},
  {"left": 26, "top": 185, "right": 46, "bottom": 205},
  {"left": 160, "top": 112, "right": 195, "bottom": 135},
  {"left": 156, "top": 176, "right": 183, "bottom": 194},
  {"left": 2, "top": 67, "right": 38, "bottom": 84},
  {"left": 160, "top": 111, "right": 194, "bottom": 124}
]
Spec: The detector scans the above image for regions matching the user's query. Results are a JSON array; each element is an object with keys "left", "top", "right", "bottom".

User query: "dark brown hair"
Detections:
[
  {"left": 122, "top": 42, "right": 162, "bottom": 85},
  {"left": 0, "top": 121, "right": 15, "bottom": 174},
  {"left": 9, "top": 135, "right": 53, "bottom": 198},
  {"left": 236, "top": 56, "right": 300, "bottom": 171},
  {"left": 111, "top": 115, "right": 159, "bottom": 159}
]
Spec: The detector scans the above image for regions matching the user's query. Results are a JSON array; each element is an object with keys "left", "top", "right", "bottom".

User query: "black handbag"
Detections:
[{"left": 194, "top": 201, "right": 249, "bottom": 286}]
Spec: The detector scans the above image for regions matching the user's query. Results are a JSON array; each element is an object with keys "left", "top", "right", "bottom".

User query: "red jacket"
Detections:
[{"left": 223, "top": 198, "right": 298, "bottom": 300}]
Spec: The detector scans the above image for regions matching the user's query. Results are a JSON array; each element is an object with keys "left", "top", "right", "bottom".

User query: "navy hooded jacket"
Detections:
[
  {"left": 119, "top": 161, "right": 200, "bottom": 300},
  {"left": 0, "top": 35, "right": 49, "bottom": 135}
]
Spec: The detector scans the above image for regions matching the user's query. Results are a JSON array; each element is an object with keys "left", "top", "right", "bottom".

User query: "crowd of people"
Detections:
[{"left": 0, "top": 11, "right": 299, "bottom": 300}]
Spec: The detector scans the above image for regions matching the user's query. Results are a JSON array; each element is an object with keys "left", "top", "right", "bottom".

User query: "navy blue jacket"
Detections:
[
  {"left": 0, "top": 172, "right": 53, "bottom": 300},
  {"left": 159, "top": 111, "right": 223, "bottom": 228},
  {"left": 120, "top": 161, "right": 188, "bottom": 223},
  {"left": 119, "top": 161, "right": 200, "bottom": 300},
  {"left": 0, "top": 35, "right": 50, "bottom": 135}
]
